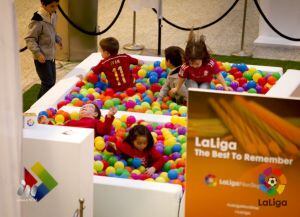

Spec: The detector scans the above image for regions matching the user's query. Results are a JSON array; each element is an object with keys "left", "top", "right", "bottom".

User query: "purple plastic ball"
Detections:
[
  {"left": 230, "top": 81, "right": 239, "bottom": 90},
  {"left": 94, "top": 155, "right": 102, "bottom": 161},
  {"left": 177, "top": 127, "right": 186, "bottom": 135},
  {"left": 171, "top": 152, "right": 181, "bottom": 160},
  {"left": 155, "top": 145, "right": 164, "bottom": 154},
  {"left": 256, "top": 85, "right": 262, "bottom": 93},
  {"left": 154, "top": 67, "right": 163, "bottom": 74},
  {"left": 178, "top": 175, "right": 185, "bottom": 182},
  {"left": 125, "top": 100, "right": 136, "bottom": 109},
  {"left": 236, "top": 87, "right": 244, "bottom": 92},
  {"left": 216, "top": 86, "right": 224, "bottom": 91},
  {"left": 94, "top": 100, "right": 103, "bottom": 109},
  {"left": 165, "top": 122, "right": 174, "bottom": 129},
  {"left": 152, "top": 173, "right": 159, "bottom": 179}
]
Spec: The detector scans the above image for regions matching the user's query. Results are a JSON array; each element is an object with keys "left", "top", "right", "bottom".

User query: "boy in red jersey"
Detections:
[{"left": 90, "top": 37, "right": 143, "bottom": 92}]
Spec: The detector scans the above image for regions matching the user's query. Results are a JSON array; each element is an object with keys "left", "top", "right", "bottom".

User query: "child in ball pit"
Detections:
[
  {"left": 89, "top": 37, "right": 144, "bottom": 92},
  {"left": 39, "top": 103, "right": 117, "bottom": 137},
  {"left": 107, "top": 124, "right": 166, "bottom": 176},
  {"left": 65, "top": 103, "right": 116, "bottom": 136},
  {"left": 169, "top": 30, "right": 230, "bottom": 98},
  {"left": 157, "top": 46, "right": 188, "bottom": 105}
]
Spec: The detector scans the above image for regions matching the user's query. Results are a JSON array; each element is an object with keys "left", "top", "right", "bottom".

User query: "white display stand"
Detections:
[
  {"left": 94, "top": 176, "right": 182, "bottom": 217},
  {"left": 254, "top": 0, "right": 300, "bottom": 47},
  {"left": 22, "top": 125, "right": 94, "bottom": 217},
  {"left": 267, "top": 70, "right": 300, "bottom": 97}
]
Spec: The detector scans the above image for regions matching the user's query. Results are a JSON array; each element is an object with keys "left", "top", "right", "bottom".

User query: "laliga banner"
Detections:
[{"left": 186, "top": 89, "right": 300, "bottom": 217}]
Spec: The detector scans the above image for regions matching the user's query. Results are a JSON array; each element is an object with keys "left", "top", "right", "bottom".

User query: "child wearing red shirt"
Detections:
[
  {"left": 64, "top": 103, "right": 116, "bottom": 137},
  {"left": 90, "top": 37, "right": 143, "bottom": 92},
  {"left": 170, "top": 31, "right": 229, "bottom": 97},
  {"left": 108, "top": 125, "right": 166, "bottom": 176}
]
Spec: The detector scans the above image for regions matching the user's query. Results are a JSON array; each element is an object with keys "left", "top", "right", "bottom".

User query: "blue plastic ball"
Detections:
[
  {"left": 168, "top": 169, "right": 179, "bottom": 180},
  {"left": 172, "top": 144, "right": 182, "bottom": 153},
  {"left": 132, "top": 158, "right": 142, "bottom": 168},
  {"left": 154, "top": 61, "right": 161, "bottom": 68}
]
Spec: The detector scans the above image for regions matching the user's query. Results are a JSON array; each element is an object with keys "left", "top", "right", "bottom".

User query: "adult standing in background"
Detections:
[{"left": 25, "top": 0, "right": 62, "bottom": 99}]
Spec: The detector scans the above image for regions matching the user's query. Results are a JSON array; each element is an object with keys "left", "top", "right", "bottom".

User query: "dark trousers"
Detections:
[{"left": 34, "top": 60, "right": 56, "bottom": 99}]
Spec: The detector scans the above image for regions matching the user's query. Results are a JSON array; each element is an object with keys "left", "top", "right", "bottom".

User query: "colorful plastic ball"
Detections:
[
  {"left": 267, "top": 76, "right": 276, "bottom": 85},
  {"left": 252, "top": 73, "right": 262, "bottom": 82},
  {"left": 230, "top": 81, "right": 239, "bottom": 90},
  {"left": 149, "top": 75, "right": 158, "bottom": 84},
  {"left": 132, "top": 158, "right": 142, "bottom": 168},
  {"left": 168, "top": 169, "right": 179, "bottom": 180},
  {"left": 125, "top": 100, "right": 136, "bottom": 109},
  {"left": 256, "top": 85, "right": 262, "bottom": 93},
  {"left": 105, "top": 166, "right": 116, "bottom": 175},
  {"left": 126, "top": 88, "right": 135, "bottom": 96},
  {"left": 131, "top": 169, "right": 141, "bottom": 175},
  {"left": 160, "top": 72, "right": 168, "bottom": 78},
  {"left": 261, "top": 86, "right": 270, "bottom": 94},
  {"left": 164, "top": 146, "right": 173, "bottom": 155},
  {"left": 55, "top": 114, "right": 65, "bottom": 124},
  {"left": 126, "top": 115, "right": 136, "bottom": 126},
  {"left": 70, "top": 111, "right": 79, "bottom": 120},
  {"left": 246, "top": 80, "right": 256, "bottom": 89},
  {"left": 243, "top": 71, "right": 253, "bottom": 80},
  {"left": 272, "top": 72, "right": 281, "bottom": 80},
  {"left": 38, "top": 111, "right": 48, "bottom": 118},
  {"left": 138, "top": 69, "right": 147, "bottom": 78},
  {"left": 153, "top": 61, "right": 161, "bottom": 68},
  {"left": 172, "top": 144, "right": 182, "bottom": 153},
  {"left": 221, "top": 71, "right": 227, "bottom": 78},
  {"left": 227, "top": 74, "right": 234, "bottom": 81},
  {"left": 104, "top": 100, "right": 114, "bottom": 109},
  {"left": 237, "top": 77, "right": 247, "bottom": 87},
  {"left": 236, "top": 87, "right": 244, "bottom": 92},
  {"left": 105, "top": 88, "right": 115, "bottom": 96},
  {"left": 258, "top": 77, "right": 267, "bottom": 86},
  {"left": 178, "top": 106, "right": 187, "bottom": 115},
  {"left": 114, "top": 161, "right": 125, "bottom": 169},
  {"left": 248, "top": 88, "right": 257, "bottom": 94},
  {"left": 163, "top": 162, "right": 172, "bottom": 172},
  {"left": 94, "top": 161, "right": 104, "bottom": 173},
  {"left": 155, "top": 177, "right": 166, "bottom": 183},
  {"left": 87, "top": 73, "right": 99, "bottom": 83},
  {"left": 108, "top": 156, "right": 118, "bottom": 166}
]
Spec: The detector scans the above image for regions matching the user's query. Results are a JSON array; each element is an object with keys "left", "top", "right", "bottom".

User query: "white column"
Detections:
[
  {"left": 254, "top": 0, "right": 300, "bottom": 47},
  {"left": 0, "top": 0, "right": 22, "bottom": 217}
]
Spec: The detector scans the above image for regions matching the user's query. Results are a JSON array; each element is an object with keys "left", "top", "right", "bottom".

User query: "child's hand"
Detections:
[
  {"left": 138, "top": 60, "right": 144, "bottom": 66},
  {"left": 169, "top": 88, "right": 177, "bottom": 97},
  {"left": 224, "top": 86, "right": 232, "bottom": 91},
  {"left": 107, "top": 107, "right": 117, "bottom": 118},
  {"left": 145, "top": 167, "right": 156, "bottom": 176},
  {"left": 107, "top": 142, "right": 117, "bottom": 151}
]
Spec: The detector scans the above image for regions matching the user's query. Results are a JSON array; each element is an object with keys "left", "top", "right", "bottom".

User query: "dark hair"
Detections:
[
  {"left": 41, "top": 0, "right": 59, "bottom": 6},
  {"left": 91, "top": 103, "right": 101, "bottom": 119},
  {"left": 124, "top": 125, "right": 154, "bottom": 151},
  {"left": 99, "top": 37, "right": 119, "bottom": 56},
  {"left": 185, "top": 30, "right": 210, "bottom": 63},
  {"left": 165, "top": 46, "right": 184, "bottom": 67}
]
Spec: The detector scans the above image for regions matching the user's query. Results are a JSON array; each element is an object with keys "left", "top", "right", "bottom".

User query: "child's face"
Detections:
[
  {"left": 43, "top": 2, "right": 59, "bottom": 14},
  {"left": 99, "top": 47, "right": 110, "bottom": 59},
  {"left": 133, "top": 136, "right": 148, "bottom": 151},
  {"left": 189, "top": 59, "right": 202, "bottom": 68},
  {"left": 79, "top": 104, "right": 98, "bottom": 119},
  {"left": 165, "top": 59, "right": 173, "bottom": 68}
]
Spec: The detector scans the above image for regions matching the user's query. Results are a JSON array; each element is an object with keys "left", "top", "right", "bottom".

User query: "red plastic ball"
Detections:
[
  {"left": 105, "top": 88, "right": 115, "bottom": 97},
  {"left": 126, "top": 88, "right": 135, "bottom": 97},
  {"left": 87, "top": 73, "right": 99, "bottom": 83},
  {"left": 267, "top": 76, "right": 276, "bottom": 85},
  {"left": 76, "top": 81, "right": 85, "bottom": 88},
  {"left": 258, "top": 77, "right": 267, "bottom": 86},
  {"left": 237, "top": 77, "right": 247, "bottom": 87},
  {"left": 150, "top": 83, "right": 161, "bottom": 93},
  {"left": 261, "top": 86, "right": 270, "bottom": 94}
]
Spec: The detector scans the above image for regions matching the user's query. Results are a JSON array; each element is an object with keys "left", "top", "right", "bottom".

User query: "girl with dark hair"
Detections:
[
  {"left": 108, "top": 125, "right": 166, "bottom": 176},
  {"left": 169, "top": 30, "right": 230, "bottom": 97}
]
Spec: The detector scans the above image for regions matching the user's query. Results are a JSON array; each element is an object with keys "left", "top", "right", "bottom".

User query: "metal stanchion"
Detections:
[
  {"left": 232, "top": 0, "right": 252, "bottom": 57},
  {"left": 157, "top": 0, "right": 163, "bottom": 56},
  {"left": 124, "top": 11, "right": 144, "bottom": 50},
  {"left": 78, "top": 198, "right": 85, "bottom": 217}
]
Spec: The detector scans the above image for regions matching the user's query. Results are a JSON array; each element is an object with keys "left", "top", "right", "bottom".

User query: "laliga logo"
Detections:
[
  {"left": 258, "top": 167, "right": 286, "bottom": 196},
  {"left": 17, "top": 162, "right": 58, "bottom": 202},
  {"left": 205, "top": 174, "right": 217, "bottom": 187},
  {"left": 258, "top": 167, "right": 287, "bottom": 208}
]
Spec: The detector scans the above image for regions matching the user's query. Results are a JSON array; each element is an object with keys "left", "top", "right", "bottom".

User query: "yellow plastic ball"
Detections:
[
  {"left": 105, "top": 166, "right": 116, "bottom": 175},
  {"left": 120, "top": 115, "right": 128, "bottom": 122},
  {"left": 87, "top": 88, "right": 95, "bottom": 94},
  {"left": 55, "top": 114, "right": 65, "bottom": 124},
  {"left": 138, "top": 166, "right": 146, "bottom": 173},
  {"left": 160, "top": 172, "right": 170, "bottom": 182},
  {"left": 70, "top": 111, "right": 79, "bottom": 120},
  {"left": 132, "top": 169, "right": 141, "bottom": 175},
  {"left": 252, "top": 73, "right": 262, "bottom": 82},
  {"left": 114, "top": 161, "right": 125, "bottom": 169},
  {"left": 138, "top": 69, "right": 147, "bottom": 78},
  {"left": 155, "top": 177, "right": 166, "bottom": 183}
]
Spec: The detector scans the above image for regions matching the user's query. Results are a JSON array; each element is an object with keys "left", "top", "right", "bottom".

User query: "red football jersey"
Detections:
[
  {"left": 92, "top": 54, "right": 138, "bottom": 92},
  {"left": 178, "top": 58, "right": 220, "bottom": 83}
]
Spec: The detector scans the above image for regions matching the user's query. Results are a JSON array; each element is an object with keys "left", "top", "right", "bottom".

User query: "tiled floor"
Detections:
[{"left": 16, "top": 0, "right": 300, "bottom": 92}]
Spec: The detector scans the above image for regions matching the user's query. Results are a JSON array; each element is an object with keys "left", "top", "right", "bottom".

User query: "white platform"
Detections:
[
  {"left": 22, "top": 125, "right": 94, "bottom": 217},
  {"left": 254, "top": 0, "right": 300, "bottom": 47},
  {"left": 267, "top": 70, "right": 300, "bottom": 97}
]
